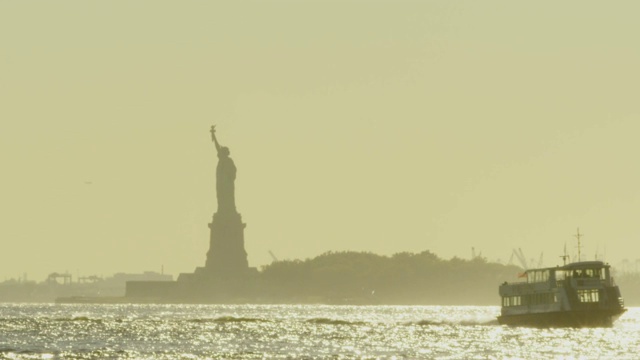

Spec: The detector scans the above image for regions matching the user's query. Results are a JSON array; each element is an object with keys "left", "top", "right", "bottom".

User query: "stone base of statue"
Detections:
[
  {"left": 144, "top": 209, "right": 257, "bottom": 301},
  {"left": 174, "top": 210, "right": 250, "bottom": 283},
  {"left": 204, "top": 211, "right": 249, "bottom": 276}
]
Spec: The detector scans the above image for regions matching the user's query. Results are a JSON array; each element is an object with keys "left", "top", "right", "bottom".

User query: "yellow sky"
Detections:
[{"left": 1, "top": 1, "right": 639, "bottom": 281}]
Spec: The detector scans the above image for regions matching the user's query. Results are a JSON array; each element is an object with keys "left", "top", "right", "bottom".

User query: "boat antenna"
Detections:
[
  {"left": 560, "top": 242, "right": 570, "bottom": 265},
  {"left": 574, "top": 228, "right": 583, "bottom": 262}
]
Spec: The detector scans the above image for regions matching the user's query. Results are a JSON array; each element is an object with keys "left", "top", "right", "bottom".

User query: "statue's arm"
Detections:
[{"left": 210, "top": 125, "right": 221, "bottom": 153}]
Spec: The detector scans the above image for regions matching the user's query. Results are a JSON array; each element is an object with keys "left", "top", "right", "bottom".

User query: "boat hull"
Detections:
[{"left": 498, "top": 309, "right": 626, "bottom": 328}]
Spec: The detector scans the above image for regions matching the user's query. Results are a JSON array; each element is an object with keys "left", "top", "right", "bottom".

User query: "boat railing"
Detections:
[{"left": 501, "top": 279, "right": 529, "bottom": 286}]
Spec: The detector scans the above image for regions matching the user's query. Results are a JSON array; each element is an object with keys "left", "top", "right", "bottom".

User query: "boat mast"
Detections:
[
  {"left": 560, "top": 242, "right": 569, "bottom": 265},
  {"left": 574, "top": 228, "right": 584, "bottom": 262}
]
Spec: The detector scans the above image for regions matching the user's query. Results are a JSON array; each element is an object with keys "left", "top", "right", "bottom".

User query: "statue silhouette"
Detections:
[{"left": 210, "top": 125, "right": 237, "bottom": 213}]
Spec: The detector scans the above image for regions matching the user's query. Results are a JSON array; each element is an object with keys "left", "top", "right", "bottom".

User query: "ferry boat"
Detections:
[{"left": 498, "top": 259, "right": 626, "bottom": 327}]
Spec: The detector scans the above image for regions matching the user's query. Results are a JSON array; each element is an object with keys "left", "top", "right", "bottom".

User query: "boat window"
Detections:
[
  {"left": 512, "top": 296, "right": 521, "bottom": 306},
  {"left": 523, "top": 293, "right": 556, "bottom": 305},
  {"left": 564, "top": 268, "right": 606, "bottom": 280},
  {"left": 527, "top": 270, "right": 550, "bottom": 283},
  {"left": 577, "top": 289, "right": 600, "bottom": 303},
  {"left": 503, "top": 296, "right": 522, "bottom": 307},
  {"left": 584, "top": 269, "right": 602, "bottom": 279}
]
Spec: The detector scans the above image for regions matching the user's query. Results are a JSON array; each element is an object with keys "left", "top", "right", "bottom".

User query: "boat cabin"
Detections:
[
  {"left": 498, "top": 260, "right": 626, "bottom": 327},
  {"left": 500, "top": 261, "right": 616, "bottom": 306}
]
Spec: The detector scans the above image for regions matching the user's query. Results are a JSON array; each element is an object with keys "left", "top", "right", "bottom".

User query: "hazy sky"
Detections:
[{"left": 1, "top": 1, "right": 639, "bottom": 281}]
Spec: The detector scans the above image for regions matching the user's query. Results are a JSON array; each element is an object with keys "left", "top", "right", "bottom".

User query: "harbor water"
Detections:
[{"left": 1, "top": 304, "right": 639, "bottom": 359}]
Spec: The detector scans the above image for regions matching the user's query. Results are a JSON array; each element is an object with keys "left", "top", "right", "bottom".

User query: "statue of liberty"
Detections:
[
  {"left": 210, "top": 125, "right": 237, "bottom": 213},
  {"left": 177, "top": 125, "right": 249, "bottom": 281}
]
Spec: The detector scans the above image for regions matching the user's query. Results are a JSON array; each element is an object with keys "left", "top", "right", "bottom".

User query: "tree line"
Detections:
[{"left": 256, "top": 250, "right": 523, "bottom": 305}]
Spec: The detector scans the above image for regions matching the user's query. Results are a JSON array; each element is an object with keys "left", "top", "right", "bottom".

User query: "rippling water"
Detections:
[{"left": 0, "top": 304, "right": 638, "bottom": 359}]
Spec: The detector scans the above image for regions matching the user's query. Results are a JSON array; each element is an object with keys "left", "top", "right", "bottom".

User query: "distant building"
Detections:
[{"left": 1, "top": 271, "right": 173, "bottom": 303}]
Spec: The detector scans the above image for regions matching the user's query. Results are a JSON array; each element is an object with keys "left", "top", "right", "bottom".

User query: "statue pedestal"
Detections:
[
  {"left": 204, "top": 211, "right": 249, "bottom": 277},
  {"left": 172, "top": 211, "right": 252, "bottom": 301}
]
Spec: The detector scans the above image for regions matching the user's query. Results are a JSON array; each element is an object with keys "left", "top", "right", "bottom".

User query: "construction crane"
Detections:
[
  {"left": 537, "top": 252, "right": 544, "bottom": 268},
  {"left": 471, "top": 247, "right": 483, "bottom": 259},
  {"left": 511, "top": 248, "right": 529, "bottom": 270},
  {"left": 46, "top": 272, "right": 72, "bottom": 285},
  {"left": 268, "top": 250, "right": 279, "bottom": 262}
]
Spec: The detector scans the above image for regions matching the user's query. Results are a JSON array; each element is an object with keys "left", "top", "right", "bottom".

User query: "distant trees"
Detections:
[
  {"left": 258, "top": 250, "right": 522, "bottom": 305},
  {"left": 612, "top": 272, "right": 640, "bottom": 306}
]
